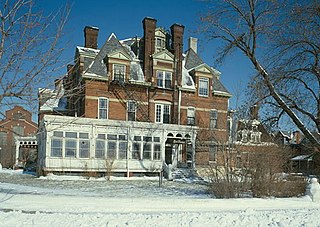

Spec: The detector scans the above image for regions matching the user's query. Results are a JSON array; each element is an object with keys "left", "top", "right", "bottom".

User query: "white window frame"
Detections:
[
  {"left": 199, "top": 77, "right": 209, "bottom": 97},
  {"left": 98, "top": 97, "right": 108, "bottom": 119},
  {"left": 113, "top": 64, "right": 126, "bottom": 83},
  {"left": 155, "top": 103, "right": 171, "bottom": 123},
  {"left": 156, "top": 70, "right": 172, "bottom": 88}
]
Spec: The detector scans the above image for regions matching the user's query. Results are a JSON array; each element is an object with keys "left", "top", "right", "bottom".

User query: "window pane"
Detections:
[
  {"left": 134, "top": 136, "right": 141, "bottom": 141},
  {"left": 165, "top": 72, "right": 171, "bottom": 88},
  {"left": 51, "top": 139, "right": 62, "bottom": 157},
  {"left": 132, "top": 143, "right": 141, "bottom": 159},
  {"left": 79, "top": 133, "right": 89, "bottom": 139},
  {"left": 66, "top": 132, "right": 77, "bottom": 138},
  {"left": 95, "top": 140, "right": 105, "bottom": 158},
  {"left": 199, "top": 78, "right": 209, "bottom": 96},
  {"left": 156, "top": 105, "right": 161, "bottom": 123},
  {"left": 65, "top": 139, "right": 76, "bottom": 157},
  {"left": 53, "top": 131, "right": 63, "bottom": 137},
  {"left": 79, "top": 140, "right": 90, "bottom": 158},
  {"left": 143, "top": 136, "right": 152, "bottom": 142},
  {"left": 107, "top": 134, "right": 117, "bottom": 140},
  {"left": 157, "top": 71, "right": 164, "bottom": 87},
  {"left": 154, "top": 137, "right": 160, "bottom": 142},
  {"left": 118, "top": 142, "right": 127, "bottom": 159},
  {"left": 143, "top": 143, "right": 151, "bottom": 159},
  {"left": 118, "top": 135, "right": 127, "bottom": 141},
  {"left": 153, "top": 144, "right": 161, "bottom": 160},
  {"left": 107, "top": 141, "right": 117, "bottom": 159},
  {"left": 97, "top": 134, "right": 105, "bottom": 139},
  {"left": 113, "top": 64, "right": 125, "bottom": 83}
]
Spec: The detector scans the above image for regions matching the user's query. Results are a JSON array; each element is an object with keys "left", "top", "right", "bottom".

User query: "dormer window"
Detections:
[
  {"left": 113, "top": 64, "right": 125, "bottom": 83},
  {"left": 199, "top": 77, "right": 209, "bottom": 97},
  {"left": 155, "top": 37, "right": 166, "bottom": 53},
  {"left": 156, "top": 71, "right": 172, "bottom": 88}
]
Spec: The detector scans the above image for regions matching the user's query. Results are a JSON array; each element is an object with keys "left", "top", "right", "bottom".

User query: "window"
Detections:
[
  {"left": 132, "top": 136, "right": 141, "bottom": 159},
  {"left": 210, "top": 109, "right": 218, "bottom": 129},
  {"left": 13, "top": 125, "right": 24, "bottom": 136},
  {"left": 153, "top": 137, "right": 161, "bottom": 160},
  {"left": 199, "top": 77, "right": 209, "bottom": 97},
  {"left": 13, "top": 112, "right": 25, "bottom": 120},
  {"left": 143, "top": 136, "right": 152, "bottom": 159},
  {"left": 0, "top": 132, "right": 7, "bottom": 145},
  {"left": 118, "top": 135, "right": 127, "bottom": 159},
  {"left": 187, "top": 107, "right": 195, "bottom": 126},
  {"left": 156, "top": 71, "right": 172, "bottom": 88},
  {"left": 51, "top": 131, "right": 63, "bottom": 157},
  {"left": 107, "top": 134, "right": 117, "bottom": 159},
  {"left": 113, "top": 64, "right": 125, "bottom": 83},
  {"left": 79, "top": 133, "right": 90, "bottom": 158},
  {"left": 155, "top": 37, "right": 166, "bottom": 53},
  {"left": 209, "top": 145, "right": 217, "bottom": 162},
  {"left": 65, "top": 132, "right": 77, "bottom": 157},
  {"left": 127, "top": 100, "right": 136, "bottom": 121},
  {"left": 98, "top": 98, "right": 108, "bottom": 119},
  {"left": 95, "top": 134, "right": 105, "bottom": 158},
  {"left": 155, "top": 104, "right": 170, "bottom": 123}
]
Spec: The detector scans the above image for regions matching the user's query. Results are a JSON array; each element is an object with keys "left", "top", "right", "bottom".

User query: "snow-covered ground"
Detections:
[{"left": 1, "top": 170, "right": 320, "bottom": 226}]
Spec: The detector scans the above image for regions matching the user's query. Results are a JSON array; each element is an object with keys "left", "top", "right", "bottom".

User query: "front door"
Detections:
[{"left": 165, "top": 145, "right": 172, "bottom": 165}]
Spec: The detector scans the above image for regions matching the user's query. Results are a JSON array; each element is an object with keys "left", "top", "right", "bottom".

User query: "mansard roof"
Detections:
[
  {"left": 84, "top": 33, "right": 131, "bottom": 77},
  {"left": 184, "top": 48, "right": 204, "bottom": 70}
]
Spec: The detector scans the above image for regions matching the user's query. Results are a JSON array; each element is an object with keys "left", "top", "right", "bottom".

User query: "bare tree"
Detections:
[
  {"left": 199, "top": 0, "right": 320, "bottom": 149},
  {"left": 0, "top": 0, "right": 70, "bottom": 116}
]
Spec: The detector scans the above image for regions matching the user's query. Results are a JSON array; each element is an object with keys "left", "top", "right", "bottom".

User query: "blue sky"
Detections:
[{"left": 38, "top": 0, "right": 255, "bottom": 109}]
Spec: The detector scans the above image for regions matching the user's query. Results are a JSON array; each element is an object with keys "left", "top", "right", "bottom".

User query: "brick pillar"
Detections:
[
  {"left": 171, "top": 23, "right": 184, "bottom": 124},
  {"left": 84, "top": 26, "right": 99, "bottom": 49},
  {"left": 142, "top": 17, "right": 157, "bottom": 82}
]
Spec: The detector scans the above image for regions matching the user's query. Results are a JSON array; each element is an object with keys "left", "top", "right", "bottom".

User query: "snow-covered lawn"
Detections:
[{"left": 1, "top": 170, "right": 320, "bottom": 226}]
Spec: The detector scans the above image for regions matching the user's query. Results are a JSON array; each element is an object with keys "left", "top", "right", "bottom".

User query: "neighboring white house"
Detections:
[{"left": 37, "top": 115, "right": 197, "bottom": 176}]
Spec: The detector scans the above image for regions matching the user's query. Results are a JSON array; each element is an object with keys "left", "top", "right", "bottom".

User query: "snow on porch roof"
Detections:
[{"left": 291, "top": 154, "right": 313, "bottom": 161}]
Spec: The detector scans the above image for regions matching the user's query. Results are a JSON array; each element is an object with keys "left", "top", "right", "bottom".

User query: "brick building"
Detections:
[
  {"left": 0, "top": 106, "right": 38, "bottom": 168},
  {"left": 38, "top": 17, "right": 231, "bottom": 175}
]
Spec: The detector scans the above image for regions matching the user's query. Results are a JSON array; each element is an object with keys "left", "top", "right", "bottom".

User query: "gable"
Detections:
[
  {"left": 195, "top": 64, "right": 212, "bottom": 74},
  {"left": 153, "top": 50, "right": 174, "bottom": 62},
  {"left": 108, "top": 51, "right": 131, "bottom": 60}
]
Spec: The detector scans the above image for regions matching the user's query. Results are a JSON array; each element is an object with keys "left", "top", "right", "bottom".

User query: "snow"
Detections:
[{"left": 1, "top": 170, "right": 320, "bottom": 226}]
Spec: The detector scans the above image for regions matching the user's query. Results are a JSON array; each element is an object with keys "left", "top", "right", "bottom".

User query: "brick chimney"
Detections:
[
  {"left": 84, "top": 26, "right": 99, "bottom": 49},
  {"left": 170, "top": 23, "right": 184, "bottom": 86},
  {"left": 142, "top": 17, "right": 157, "bottom": 82}
]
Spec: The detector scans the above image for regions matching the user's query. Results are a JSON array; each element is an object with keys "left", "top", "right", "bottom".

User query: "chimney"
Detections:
[
  {"left": 188, "top": 37, "right": 197, "bottom": 53},
  {"left": 142, "top": 17, "right": 157, "bottom": 82},
  {"left": 250, "top": 104, "right": 259, "bottom": 120},
  {"left": 170, "top": 23, "right": 184, "bottom": 86},
  {"left": 84, "top": 26, "right": 99, "bottom": 49}
]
